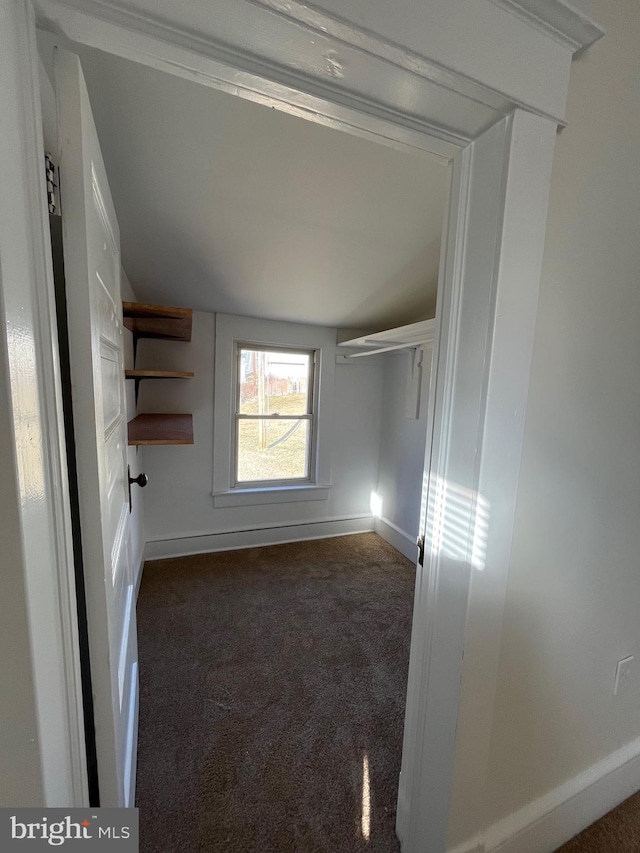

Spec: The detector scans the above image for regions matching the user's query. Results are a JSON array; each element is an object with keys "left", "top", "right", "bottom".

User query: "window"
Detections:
[
  {"left": 234, "top": 345, "right": 316, "bottom": 485},
  {"left": 213, "top": 313, "right": 334, "bottom": 507}
]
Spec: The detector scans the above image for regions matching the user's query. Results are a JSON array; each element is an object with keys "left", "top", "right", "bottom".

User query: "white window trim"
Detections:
[
  {"left": 212, "top": 313, "right": 335, "bottom": 505},
  {"left": 213, "top": 484, "right": 331, "bottom": 509},
  {"left": 232, "top": 342, "right": 317, "bottom": 488}
]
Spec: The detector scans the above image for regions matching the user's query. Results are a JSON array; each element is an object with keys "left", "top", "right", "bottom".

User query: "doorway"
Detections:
[
  {"left": 2, "top": 2, "right": 570, "bottom": 849},
  {"left": 48, "top": 37, "right": 450, "bottom": 846}
]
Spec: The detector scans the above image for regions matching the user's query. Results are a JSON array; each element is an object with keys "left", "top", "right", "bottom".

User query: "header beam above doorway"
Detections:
[{"left": 33, "top": 0, "right": 601, "bottom": 161}]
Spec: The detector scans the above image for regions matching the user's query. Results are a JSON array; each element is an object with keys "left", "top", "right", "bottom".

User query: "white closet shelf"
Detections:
[{"left": 337, "top": 319, "right": 435, "bottom": 358}]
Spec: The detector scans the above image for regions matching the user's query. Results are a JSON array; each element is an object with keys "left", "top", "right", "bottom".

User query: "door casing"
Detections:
[{"left": 0, "top": 0, "right": 602, "bottom": 848}]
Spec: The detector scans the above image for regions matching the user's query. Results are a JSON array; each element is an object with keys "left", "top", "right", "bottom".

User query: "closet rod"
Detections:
[{"left": 344, "top": 340, "right": 428, "bottom": 358}]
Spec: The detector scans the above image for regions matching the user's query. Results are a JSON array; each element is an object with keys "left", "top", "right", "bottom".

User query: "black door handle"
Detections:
[
  {"left": 417, "top": 534, "right": 425, "bottom": 567},
  {"left": 129, "top": 472, "right": 148, "bottom": 488},
  {"left": 128, "top": 465, "right": 148, "bottom": 512}
]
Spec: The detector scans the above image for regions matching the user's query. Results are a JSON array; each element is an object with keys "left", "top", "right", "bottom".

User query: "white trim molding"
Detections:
[
  {"left": 449, "top": 841, "right": 484, "bottom": 853},
  {"left": 489, "top": 0, "right": 604, "bottom": 53},
  {"left": 444, "top": 109, "right": 560, "bottom": 852},
  {"left": 213, "top": 484, "right": 331, "bottom": 509},
  {"left": 397, "top": 110, "right": 560, "bottom": 853},
  {"left": 33, "top": 0, "right": 601, "bottom": 153},
  {"left": 123, "top": 661, "right": 139, "bottom": 809},
  {"left": 134, "top": 543, "right": 145, "bottom": 599},
  {"left": 143, "top": 515, "right": 375, "bottom": 561},
  {"left": 0, "top": 0, "right": 87, "bottom": 806},
  {"left": 374, "top": 517, "right": 417, "bottom": 563},
  {"left": 33, "top": 0, "right": 471, "bottom": 159},
  {"left": 450, "top": 735, "right": 640, "bottom": 853},
  {"left": 398, "top": 116, "right": 513, "bottom": 853}
]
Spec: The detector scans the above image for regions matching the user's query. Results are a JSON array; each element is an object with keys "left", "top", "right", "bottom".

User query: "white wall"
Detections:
[
  {"left": 138, "top": 311, "right": 384, "bottom": 557},
  {"left": 449, "top": 1, "right": 640, "bottom": 848},
  {"left": 374, "top": 347, "right": 431, "bottom": 560}
]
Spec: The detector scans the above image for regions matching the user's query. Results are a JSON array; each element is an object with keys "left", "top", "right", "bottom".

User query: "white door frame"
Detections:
[
  {"left": 1, "top": 0, "right": 602, "bottom": 847},
  {"left": 0, "top": 0, "right": 88, "bottom": 807}
]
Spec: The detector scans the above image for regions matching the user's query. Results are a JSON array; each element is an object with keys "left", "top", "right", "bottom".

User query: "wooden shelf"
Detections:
[
  {"left": 128, "top": 413, "right": 193, "bottom": 446},
  {"left": 123, "top": 301, "right": 194, "bottom": 445},
  {"left": 123, "top": 301, "right": 192, "bottom": 342},
  {"left": 125, "top": 370, "right": 194, "bottom": 380}
]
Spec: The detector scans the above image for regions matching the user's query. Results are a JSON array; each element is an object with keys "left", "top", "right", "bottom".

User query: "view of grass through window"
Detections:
[{"left": 236, "top": 347, "right": 313, "bottom": 483}]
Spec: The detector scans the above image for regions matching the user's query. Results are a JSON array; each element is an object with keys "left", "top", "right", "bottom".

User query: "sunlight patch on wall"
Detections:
[
  {"left": 419, "top": 474, "right": 489, "bottom": 571},
  {"left": 369, "top": 490, "right": 383, "bottom": 519}
]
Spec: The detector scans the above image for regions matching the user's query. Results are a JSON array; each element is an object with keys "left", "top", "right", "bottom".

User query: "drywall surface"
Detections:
[
  {"left": 478, "top": 0, "right": 640, "bottom": 838},
  {"left": 70, "top": 41, "right": 448, "bottom": 331},
  {"left": 121, "top": 270, "right": 145, "bottom": 584},
  {"left": 138, "top": 312, "right": 384, "bottom": 552},
  {"left": 375, "top": 348, "right": 430, "bottom": 547}
]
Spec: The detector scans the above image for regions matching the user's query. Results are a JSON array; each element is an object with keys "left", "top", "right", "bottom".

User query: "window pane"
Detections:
[
  {"left": 238, "top": 349, "right": 311, "bottom": 415},
  {"left": 237, "top": 418, "right": 310, "bottom": 482}
]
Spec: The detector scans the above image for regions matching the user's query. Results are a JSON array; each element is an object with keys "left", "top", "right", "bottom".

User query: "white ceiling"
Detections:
[{"left": 73, "top": 44, "right": 450, "bottom": 330}]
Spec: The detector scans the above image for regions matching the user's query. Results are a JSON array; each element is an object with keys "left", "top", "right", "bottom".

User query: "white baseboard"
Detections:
[
  {"left": 448, "top": 841, "right": 483, "bottom": 853},
  {"left": 123, "top": 661, "right": 139, "bottom": 808},
  {"left": 134, "top": 545, "right": 145, "bottom": 598},
  {"left": 449, "top": 735, "right": 640, "bottom": 853},
  {"left": 374, "top": 515, "right": 417, "bottom": 562},
  {"left": 143, "top": 514, "right": 375, "bottom": 561}
]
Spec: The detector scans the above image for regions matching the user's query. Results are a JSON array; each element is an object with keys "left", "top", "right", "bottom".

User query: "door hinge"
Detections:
[{"left": 45, "top": 152, "right": 61, "bottom": 216}]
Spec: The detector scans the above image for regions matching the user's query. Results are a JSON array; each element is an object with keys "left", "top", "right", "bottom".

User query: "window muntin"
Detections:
[{"left": 234, "top": 345, "right": 316, "bottom": 486}]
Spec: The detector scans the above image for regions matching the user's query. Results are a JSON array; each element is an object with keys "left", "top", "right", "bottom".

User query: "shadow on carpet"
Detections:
[{"left": 136, "top": 533, "right": 416, "bottom": 852}]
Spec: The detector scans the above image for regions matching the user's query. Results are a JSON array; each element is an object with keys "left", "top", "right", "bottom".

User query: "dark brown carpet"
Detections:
[
  {"left": 135, "top": 533, "right": 415, "bottom": 852},
  {"left": 556, "top": 790, "right": 640, "bottom": 852}
]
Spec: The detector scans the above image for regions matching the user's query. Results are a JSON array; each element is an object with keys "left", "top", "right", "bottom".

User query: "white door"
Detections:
[{"left": 55, "top": 47, "right": 138, "bottom": 807}]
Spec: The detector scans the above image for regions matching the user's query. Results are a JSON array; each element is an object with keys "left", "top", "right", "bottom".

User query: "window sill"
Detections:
[{"left": 212, "top": 484, "right": 331, "bottom": 508}]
